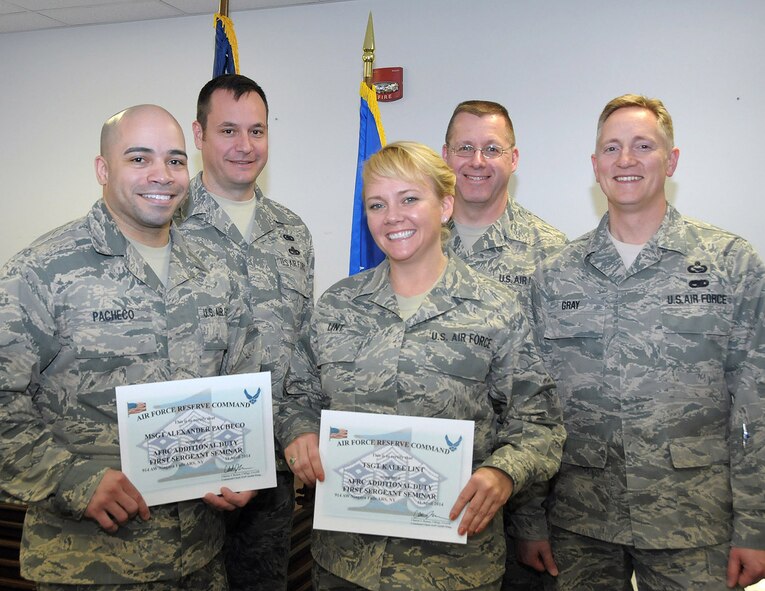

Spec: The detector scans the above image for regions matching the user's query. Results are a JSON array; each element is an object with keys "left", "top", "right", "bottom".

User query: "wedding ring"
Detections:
[{"left": 289, "top": 456, "right": 297, "bottom": 466}]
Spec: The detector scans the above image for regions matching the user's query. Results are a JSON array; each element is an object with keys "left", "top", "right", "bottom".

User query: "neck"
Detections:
[
  {"left": 201, "top": 172, "right": 256, "bottom": 202},
  {"left": 389, "top": 249, "right": 448, "bottom": 297},
  {"left": 453, "top": 192, "right": 507, "bottom": 227},
  {"left": 607, "top": 201, "right": 667, "bottom": 244}
]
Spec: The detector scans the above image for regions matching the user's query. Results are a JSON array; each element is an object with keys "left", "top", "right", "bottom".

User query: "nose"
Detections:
[
  {"left": 616, "top": 148, "right": 636, "bottom": 167},
  {"left": 469, "top": 149, "right": 487, "bottom": 165},
  {"left": 148, "top": 163, "right": 174, "bottom": 184},
  {"left": 234, "top": 133, "right": 254, "bottom": 153},
  {"left": 384, "top": 203, "right": 403, "bottom": 224}
]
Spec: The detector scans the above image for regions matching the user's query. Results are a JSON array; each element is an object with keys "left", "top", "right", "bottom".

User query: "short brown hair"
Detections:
[{"left": 444, "top": 100, "right": 516, "bottom": 147}]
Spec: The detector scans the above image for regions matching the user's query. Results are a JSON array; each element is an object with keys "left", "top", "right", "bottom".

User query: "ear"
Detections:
[
  {"left": 441, "top": 193, "right": 454, "bottom": 221},
  {"left": 192, "top": 121, "right": 204, "bottom": 150},
  {"left": 591, "top": 153, "right": 599, "bottom": 183},
  {"left": 666, "top": 147, "right": 680, "bottom": 178},
  {"left": 441, "top": 144, "right": 449, "bottom": 161},
  {"left": 509, "top": 146, "right": 520, "bottom": 173},
  {"left": 94, "top": 155, "right": 108, "bottom": 186}
]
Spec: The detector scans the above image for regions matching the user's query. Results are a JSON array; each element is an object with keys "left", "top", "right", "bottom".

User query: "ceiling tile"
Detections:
[
  {"left": 39, "top": 0, "right": 183, "bottom": 26},
  {"left": 10, "top": 0, "right": 127, "bottom": 9},
  {"left": 0, "top": 9, "right": 63, "bottom": 32}
]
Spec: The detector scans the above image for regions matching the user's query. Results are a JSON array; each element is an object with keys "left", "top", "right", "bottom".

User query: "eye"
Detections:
[
  {"left": 637, "top": 143, "right": 653, "bottom": 151},
  {"left": 168, "top": 159, "right": 187, "bottom": 167},
  {"left": 130, "top": 156, "right": 147, "bottom": 163},
  {"left": 603, "top": 145, "right": 618, "bottom": 153},
  {"left": 221, "top": 128, "right": 235, "bottom": 135},
  {"left": 456, "top": 145, "right": 476, "bottom": 155},
  {"left": 403, "top": 195, "right": 419, "bottom": 204},
  {"left": 251, "top": 128, "right": 265, "bottom": 137},
  {"left": 367, "top": 201, "right": 384, "bottom": 211},
  {"left": 484, "top": 145, "right": 502, "bottom": 156}
]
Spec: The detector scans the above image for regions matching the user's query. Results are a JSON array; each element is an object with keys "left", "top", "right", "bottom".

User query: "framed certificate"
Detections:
[
  {"left": 314, "top": 410, "right": 474, "bottom": 544},
  {"left": 116, "top": 372, "right": 276, "bottom": 506}
]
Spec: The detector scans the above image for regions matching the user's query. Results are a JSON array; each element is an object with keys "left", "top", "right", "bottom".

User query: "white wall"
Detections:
[{"left": 1, "top": 0, "right": 763, "bottom": 296}]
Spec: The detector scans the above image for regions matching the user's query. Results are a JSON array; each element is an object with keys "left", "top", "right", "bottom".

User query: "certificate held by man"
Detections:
[
  {"left": 315, "top": 410, "right": 475, "bottom": 544},
  {"left": 116, "top": 372, "right": 276, "bottom": 506}
]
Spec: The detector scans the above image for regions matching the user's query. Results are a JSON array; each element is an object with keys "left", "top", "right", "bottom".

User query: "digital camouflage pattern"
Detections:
[
  {"left": 178, "top": 173, "right": 314, "bottom": 590},
  {"left": 531, "top": 205, "right": 765, "bottom": 552},
  {"left": 276, "top": 253, "right": 565, "bottom": 591},
  {"left": 447, "top": 198, "right": 566, "bottom": 591},
  {"left": 179, "top": 173, "right": 314, "bottom": 412},
  {"left": 0, "top": 200, "right": 258, "bottom": 585},
  {"left": 37, "top": 551, "right": 228, "bottom": 591},
  {"left": 447, "top": 198, "right": 567, "bottom": 320},
  {"left": 548, "top": 526, "right": 741, "bottom": 591}
]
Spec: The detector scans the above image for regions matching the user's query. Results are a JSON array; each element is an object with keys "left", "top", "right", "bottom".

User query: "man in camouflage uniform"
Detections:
[
  {"left": 519, "top": 94, "right": 765, "bottom": 590},
  {"left": 442, "top": 100, "right": 567, "bottom": 590},
  {"left": 0, "top": 105, "right": 258, "bottom": 589},
  {"left": 178, "top": 74, "right": 314, "bottom": 591},
  {"left": 442, "top": 100, "right": 567, "bottom": 317}
]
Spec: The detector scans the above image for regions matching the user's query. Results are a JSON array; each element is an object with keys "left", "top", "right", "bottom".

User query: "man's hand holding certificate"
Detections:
[{"left": 116, "top": 372, "right": 276, "bottom": 506}]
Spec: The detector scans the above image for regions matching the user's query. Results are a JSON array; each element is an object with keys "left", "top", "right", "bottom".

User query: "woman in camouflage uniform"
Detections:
[{"left": 276, "top": 141, "right": 564, "bottom": 591}]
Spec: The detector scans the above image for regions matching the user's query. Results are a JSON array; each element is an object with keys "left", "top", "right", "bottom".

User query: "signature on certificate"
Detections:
[
  {"left": 224, "top": 463, "right": 244, "bottom": 474},
  {"left": 411, "top": 510, "right": 452, "bottom": 527}
]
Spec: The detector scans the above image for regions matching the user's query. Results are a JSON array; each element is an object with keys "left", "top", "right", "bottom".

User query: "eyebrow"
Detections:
[
  {"left": 217, "top": 121, "right": 266, "bottom": 129},
  {"left": 123, "top": 146, "right": 188, "bottom": 158}
]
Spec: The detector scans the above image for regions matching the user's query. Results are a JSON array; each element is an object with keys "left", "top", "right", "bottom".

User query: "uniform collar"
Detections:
[
  {"left": 180, "top": 172, "right": 292, "bottom": 244},
  {"left": 585, "top": 203, "right": 689, "bottom": 280},
  {"left": 352, "top": 250, "right": 482, "bottom": 322},
  {"left": 88, "top": 199, "right": 206, "bottom": 291},
  {"left": 448, "top": 196, "right": 536, "bottom": 254}
]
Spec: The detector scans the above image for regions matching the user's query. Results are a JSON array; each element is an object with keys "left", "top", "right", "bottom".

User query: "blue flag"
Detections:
[
  {"left": 213, "top": 13, "right": 239, "bottom": 77},
  {"left": 349, "top": 82, "right": 387, "bottom": 275}
]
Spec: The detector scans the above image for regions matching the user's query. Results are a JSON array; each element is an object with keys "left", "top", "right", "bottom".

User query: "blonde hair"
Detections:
[
  {"left": 362, "top": 141, "right": 455, "bottom": 241},
  {"left": 596, "top": 94, "right": 675, "bottom": 149}
]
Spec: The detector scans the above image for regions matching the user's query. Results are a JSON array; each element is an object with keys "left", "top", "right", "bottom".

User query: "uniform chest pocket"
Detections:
[
  {"left": 200, "top": 316, "right": 229, "bottom": 350},
  {"left": 71, "top": 322, "right": 158, "bottom": 411},
  {"left": 415, "top": 341, "right": 493, "bottom": 420},
  {"left": 316, "top": 332, "right": 367, "bottom": 403},
  {"left": 543, "top": 300, "right": 606, "bottom": 373},
  {"left": 661, "top": 305, "right": 731, "bottom": 335},
  {"left": 544, "top": 298, "right": 607, "bottom": 340},
  {"left": 73, "top": 323, "right": 158, "bottom": 359},
  {"left": 660, "top": 304, "right": 731, "bottom": 375}
]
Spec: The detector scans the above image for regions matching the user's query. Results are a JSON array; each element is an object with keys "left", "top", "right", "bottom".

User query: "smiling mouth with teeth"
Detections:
[
  {"left": 387, "top": 230, "right": 415, "bottom": 240},
  {"left": 614, "top": 176, "right": 642, "bottom": 181},
  {"left": 142, "top": 194, "right": 173, "bottom": 201}
]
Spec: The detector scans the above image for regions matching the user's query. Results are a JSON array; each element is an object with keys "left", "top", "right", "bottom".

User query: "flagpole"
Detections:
[
  {"left": 219, "top": 0, "right": 229, "bottom": 17},
  {"left": 362, "top": 12, "right": 374, "bottom": 88}
]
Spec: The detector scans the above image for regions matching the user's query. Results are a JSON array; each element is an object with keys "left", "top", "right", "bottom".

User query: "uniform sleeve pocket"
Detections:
[
  {"left": 562, "top": 436, "right": 607, "bottom": 468},
  {"left": 669, "top": 436, "right": 727, "bottom": 468}
]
